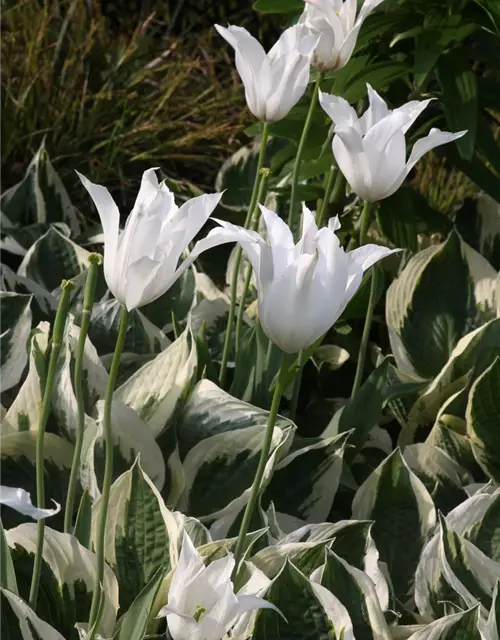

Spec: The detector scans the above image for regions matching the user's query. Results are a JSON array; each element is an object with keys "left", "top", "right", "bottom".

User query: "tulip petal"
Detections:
[
  {"left": 0, "top": 485, "right": 61, "bottom": 521},
  {"left": 76, "top": 170, "right": 120, "bottom": 294},
  {"left": 396, "top": 98, "right": 433, "bottom": 134},
  {"left": 348, "top": 244, "right": 401, "bottom": 272},
  {"left": 267, "top": 52, "right": 311, "bottom": 121},
  {"left": 405, "top": 128, "right": 467, "bottom": 174},
  {"left": 170, "top": 192, "right": 224, "bottom": 250},
  {"left": 357, "top": 0, "right": 386, "bottom": 23},
  {"left": 238, "top": 594, "right": 282, "bottom": 615},
  {"left": 167, "top": 533, "right": 205, "bottom": 612},
  {"left": 359, "top": 84, "right": 390, "bottom": 132},
  {"left": 319, "top": 91, "right": 359, "bottom": 129},
  {"left": 332, "top": 128, "right": 371, "bottom": 200},
  {"left": 215, "top": 25, "right": 267, "bottom": 120},
  {"left": 131, "top": 167, "right": 163, "bottom": 213},
  {"left": 296, "top": 203, "right": 318, "bottom": 255},
  {"left": 258, "top": 204, "right": 295, "bottom": 273}
]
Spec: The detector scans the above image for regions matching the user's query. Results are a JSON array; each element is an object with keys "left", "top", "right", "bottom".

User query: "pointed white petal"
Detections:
[
  {"left": 348, "top": 244, "right": 401, "bottom": 272},
  {"left": 0, "top": 486, "right": 61, "bottom": 521},
  {"left": 405, "top": 128, "right": 468, "bottom": 174},
  {"left": 319, "top": 91, "right": 359, "bottom": 129}
]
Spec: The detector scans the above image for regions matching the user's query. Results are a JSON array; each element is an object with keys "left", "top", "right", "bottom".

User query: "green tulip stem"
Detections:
[
  {"left": 351, "top": 201, "right": 378, "bottom": 398},
  {"left": 64, "top": 254, "right": 102, "bottom": 534},
  {"left": 87, "top": 304, "right": 129, "bottom": 631},
  {"left": 234, "top": 168, "right": 270, "bottom": 355},
  {"left": 219, "top": 121, "right": 270, "bottom": 388},
  {"left": 29, "top": 279, "right": 74, "bottom": 609},
  {"left": 287, "top": 71, "right": 324, "bottom": 231},
  {"left": 233, "top": 352, "right": 289, "bottom": 574}
]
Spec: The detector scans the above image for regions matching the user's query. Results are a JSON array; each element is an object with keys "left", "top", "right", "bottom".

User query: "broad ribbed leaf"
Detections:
[
  {"left": 406, "top": 606, "right": 481, "bottom": 639},
  {"left": 1, "top": 588, "right": 66, "bottom": 640},
  {"left": 0, "top": 292, "right": 32, "bottom": 391}
]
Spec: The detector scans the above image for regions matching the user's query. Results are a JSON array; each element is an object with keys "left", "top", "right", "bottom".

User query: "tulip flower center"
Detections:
[{"left": 193, "top": 604, "right": 207, "bottom": 623}]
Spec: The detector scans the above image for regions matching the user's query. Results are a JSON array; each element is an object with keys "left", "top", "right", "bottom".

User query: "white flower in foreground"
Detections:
[
  {"left": 77, "top": 168, "right": 223, "bottom": 310},
  {"left": 215, "top": 23, "right": 319, "bottom": 122},
  {"left": 158, "top": 533, "right": 276, "bottom": 640},
  {"left": 0, "top": 486, "right": 60, "bottom": 520},
  {"left": 300, "top": 0, "right": 385, "bottom": 70},
  {"left": 319, "top": 84, "right": 467, "bottom": 201},
  {"left": 198, "top": 205, "right": 399, "bottom": 353}
]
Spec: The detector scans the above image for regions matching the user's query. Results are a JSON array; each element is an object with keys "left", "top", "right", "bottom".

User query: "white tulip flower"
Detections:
[
  {"left": 198, "top": 204, "right": 399, "bottom": 354},
  {"left": 158, "top": 533, "right": 275, "bottom": 640},
  {"left": 0, "top": 485, "right": 60, "bottom": 520},
  {"left": 215, "top": 23, "right": 320, "bottom": 122},
  {"left": 319, "top": 84, "right": 467, "bottom": 201},
  {"left": 77, "top": 169, "right": 223, "bottom": 311},
  {"left": 300, "top": 0, "right": 385, "bottom": 70}
]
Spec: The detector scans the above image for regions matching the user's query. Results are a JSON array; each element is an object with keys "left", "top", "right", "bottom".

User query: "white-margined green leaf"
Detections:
[
  {"left": 0, "top": 263, "right": 57, "bottom": 320},
  {"left": 116, "top": 327, "right": 197, "bottom": 437},
  {"left": 352, "top": 448, "right": 436, "bottom": 605},
  {"left": 6, "top": 524, "right": 118, "bottom": 637},
  {"left": 0, "top": 292, "right": 32, "bottom": 391},
  {"left": 264, "top": 434, "right": 347, "bottom": 523},
  {"left": 17, "top": 227, "right": 89, "bottom": 293},
  {"left": 252, "top": 560, "right": 355, "bottom": 640},
  {"left": 250, "top": 539, "right": 335, "bottom": 580},
  {"left": 0, "top": 221, "right": 71, "bottom": 257},
  {"left": 1, "top": 587, "right": 66, "bottom": 640},
  {"left": 406, "top": 606, "right": 482, "bottom": 639},
  {"left": 482, "top": 580, "right": 500, "bottom": 640},
  {"left": 90, "top": 458, "right": 179, "bottom": 611},
  {"left": 386, "top": 231, "right": 497, "bottom": 380},
  {"left": 312, "top": 548, "right": 392, "bottom": 640},
  {"left": 456, "top": 193, "right": 500, "bottom": 271},
  {"left": 0, "top": 139, "right": 80, "bottom": 234},
  {"left": 175, "top": 379, "right": 292, "bottom": 459}
]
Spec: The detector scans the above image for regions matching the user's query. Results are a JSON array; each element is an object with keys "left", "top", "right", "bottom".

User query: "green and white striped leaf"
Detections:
[
  {"left": 17, "top": 227, "right": 89, "bottom": 294},
  {"left": 0, "top": 292, "right": 32, "bottom": 391},
  {"left": 88, "top": 298, "right": 169, "bottom": 357},
  {"left": 1, "top": 587, "right": 66, "bottom": 640},
  {"left": 0, "top": 263, "right": 57, "bottom": 321},
  {"left": 467, "top": 357, "right": 500, "bottom": 482},
  {"left": 352, "top": 448, "right": 436, "bottom": 605},
  {"left": 406, "top": 606, "right": 482, "bottom": 639},
  {"left": 400, "top": 318, "right": 500, "bottom": 445},
  {"left": 6, "top": 524, "right": 118, "bottom": 637},
  {"left": 0, "top": 139, "right": 80, "bottom": 234},
  {"left": 252, "top": 560, "right": 355, "bottom": 640},
  {"left": 90, "top": 459, "right": 180, "bottom": 611},
  {"left": 0, "top": 221, "right": 71, "bottom": 257},
  {"left": 0, "top": 432, "right": 73, "bottom": 531},
  {"left": 456, "top": 193, "right": 500, "bottom": 271},
  {"left": 176, "top": 379, "right": 292, "bottom": 458},
  {"left": 312, "top": 548, "right": 392, "bottom": 640},
  {"left": 386, "top": 231, "right": 497, "bottom": 380},
  {"left": 2, "top": 322, "right": 50, "bottom": 434},
  {"left": 482, "top": 580, "right": 500, "bottom": 640},
  {"left": 116, "top": 327, "right": 197, "bottom": 437},
  {"left": 264, "top": 434, "right": 347, "bottom": 523},
  {"left": 251, "top": 539, "right": 335, "bottom": 580}
]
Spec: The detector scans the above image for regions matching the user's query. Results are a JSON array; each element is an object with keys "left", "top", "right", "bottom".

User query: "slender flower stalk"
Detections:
[
  {"left": 287, "top": 71, "right": 324, "bottom": 231},
  {"left": 64, "top": 254, "right": 102, "bottom": 534},
  {"left": 351, "top": 200, "right": 377, "bottom": 398},
  {"left": 233, "top": 352, "right": 288, "bottom": 571},
  {"left": 87, "top": 305, "right": 129, "bottom": 631},
  {"left": 29, "top": 279, "right": 74, "bottom": 609},
  {"left": 234, "top": 168, "right": 271, "bottom": 356},
  {"left": 219, "top": 123, "right": 269, "bottom": 387}
]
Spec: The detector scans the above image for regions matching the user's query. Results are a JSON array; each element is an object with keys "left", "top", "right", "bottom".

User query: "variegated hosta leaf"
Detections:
[
  {"left": 482, "top": 580, "right": 500, "bottom": 640},
  {"left": 215, "top": 141, "right": 263, "bottom": 213},
  {"left": 0, "top": 291, "right": 32, "bottom": 391},
  {"left": 251, "top": 539, "right": 336, "bottom": 580},
  {"left": 1, "top": 322, "right": 49, "bottom": 434},
  {"left": 6, "top": 524, "right": 118, "bottom": 637},
  {"left": 175, "top": 379, "right": 293, "bottom": 459},
  {"left": 88, "top": 298, "right": 170, "bottom": 357},
  {"left": 386, "top": 230, "right": 497, "bottom": 380},
  {"left": 456, "top": 193, "right": 500, "bottom": 271},
  {"left": 180, "top": 422, "right": 294, "bottom": 521},
  {"left": 90, "top": 459, "right": 180, "bottom": 611},
  {"left": 400, "top": 318, "right": 500, "bottom": 445},
  {"left": 406, "top": 606, "right": 482, "bottom": 639},
  {"left": 0, "top": 432, "right": 73, "bottom": 531},
  {"left": 1, "top": 587, "right": 66, "bottom": 640},
  {"left": 0, "top": 139, "right": 80, "bottom": 234},
  {"left": 467, "top": 357, "right": 500, "bottom": 483},
  {"left": 352, "top": 448, "right": 436, "bottom": 606},
  {"left": 0, "top": 263, "right": 57, "bottom": 320},
  {"left": 17, "top": 226, "right": 90, "bottom": 294},
  {"left": 116, "top": 326, "right": 197, "bottom": 438},
  {"left": 264, "top": 433, "right": 347, "bottom": 523},
  {"left": 251, "top": 560, "right": 355, "bottom": 640},
  {"left": 311, "top": 548, "right": 392, "bottom": 640},
  {"left": 0, "top": 221, "right": 71, "bottom": 257}
]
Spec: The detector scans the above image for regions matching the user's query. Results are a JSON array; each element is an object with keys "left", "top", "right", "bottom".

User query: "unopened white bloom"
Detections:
[
  {"left": 158, "top": 533, "right": 275, "bottom": 640},
  {"left": 300, "top": 0, "right": 385, "bottom": 70},
  {"left": 0, "top": 485, "right": 60, "bottom": 520},
  {"left": 215, "top": 23, "right": 319, "bottom": 122},
  {"left": 77, "top": 169, "right": 223, "bottom": 311},
  {"left": 319, "top": 84, "right": 467, "bottom": 201},
  {"left": 200, "top": 205, "right": 399, "bottom": 354}
]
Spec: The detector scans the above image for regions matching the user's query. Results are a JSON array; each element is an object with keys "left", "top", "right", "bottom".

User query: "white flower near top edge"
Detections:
[
  {"left": 0, "top": 485, "right": 60, "bottom": 520},
  {"left": 299, "top": 0, "right": 385, "bottom": 70},
  {"left": 215, "top": 23, "right": 320, "bottom": 122},
  {"left": 158, "top": 533, "right": 276, "bottom": 640},
  {"left": 196, "top": 204, "right": 399, "bottom": 354},
  {"left": 319, "top": 84, "right": 467, "bottom": 202},
  {"left": 77, "top": 168, "right": 224, "bottom": 311}
]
